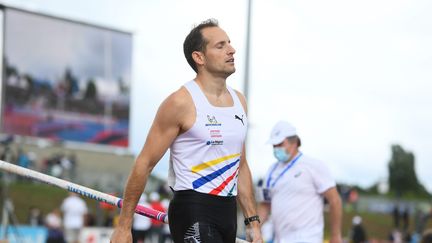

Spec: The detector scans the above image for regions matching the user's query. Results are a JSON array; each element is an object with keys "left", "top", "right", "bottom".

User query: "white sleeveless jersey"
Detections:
[{"left": 168, "top": 80, "right": 247, "bottom": 196}]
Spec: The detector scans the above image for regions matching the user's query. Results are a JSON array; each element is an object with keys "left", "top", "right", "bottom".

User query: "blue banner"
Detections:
[{"left": 0, "top": 226, "right": 47, "bottom": 243}]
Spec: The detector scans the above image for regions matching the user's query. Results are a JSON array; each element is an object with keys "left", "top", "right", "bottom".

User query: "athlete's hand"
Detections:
[
  {"left": 330, "top": 234, "right": 343, "bottom": 243},
  {"left": 245, "top": 222, "right": 263, "bottom": 243},
  {"left": 110, "top": 226, "right": 132, "bottom": 243}
]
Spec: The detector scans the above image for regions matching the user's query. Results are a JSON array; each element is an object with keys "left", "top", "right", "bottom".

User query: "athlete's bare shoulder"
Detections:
[
  {"left": 158, "top": 86, "right": 195, "bottom": 132},
  {"left": 163, "top": 86, "right": 193, "bottom": 112}
]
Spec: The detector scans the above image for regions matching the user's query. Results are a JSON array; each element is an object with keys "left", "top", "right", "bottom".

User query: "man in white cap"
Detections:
[
  {"left": 350, "top": 216, "right": 367, "bottom": 243},
  {"left": 258, "top": 121, "right": 342, "bottom": 243}
]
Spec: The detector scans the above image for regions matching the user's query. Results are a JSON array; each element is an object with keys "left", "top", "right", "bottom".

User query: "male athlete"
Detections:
[{"left": 111, "top": 19, "right": 263, "bottom": 243}]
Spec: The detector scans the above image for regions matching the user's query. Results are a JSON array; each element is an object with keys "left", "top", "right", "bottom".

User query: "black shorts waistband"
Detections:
[{"left": 172, "top": 190, "right": 236, "bottom": 204}]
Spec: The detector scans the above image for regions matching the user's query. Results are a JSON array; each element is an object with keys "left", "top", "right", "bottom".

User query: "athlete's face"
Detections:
[{"left": 198, "top": 27, "right": 236, "bottom": 77}]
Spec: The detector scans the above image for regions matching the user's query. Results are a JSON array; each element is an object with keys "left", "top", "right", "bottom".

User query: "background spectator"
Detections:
[
  {"left": 422, "top": 229, "right": 432, "bottom": 243},
  {"left": 149, "top": 192, "right": 164, "bottom": 243},
  {"left": 45, "top": 208, "right": 65, "bottom": 243},
  {"left": 132, "top": 194, "right": 151, "bottom": 243},
  {"left": 351, "top": 215, "right": 367, "bottom": 243},
  {"left": 61, "top": 192, "right": 87, "bottom": 243},
  {"left": 27, "top": 206, "right": 43, "bottom": 226}
]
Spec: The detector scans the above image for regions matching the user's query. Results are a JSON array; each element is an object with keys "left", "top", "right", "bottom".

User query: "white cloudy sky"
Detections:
[{"left": 2, "top": 0, "right": 431, "bottom": 191}]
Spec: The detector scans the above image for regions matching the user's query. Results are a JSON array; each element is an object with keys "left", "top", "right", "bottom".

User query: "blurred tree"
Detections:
[
  {"left": 23, "top": 74, "right": 34, "bottom": 96},
  {"left": 64, "top": 68, "right": 79, "bottom": 97},
  {"left": 84, "top": 79, "right": 97, "bottom": 100},
  {"left": 388, "top": 144, "right": 429, "bottom": 197},
  {"left": 6, "top": 64, "right": 18, "bottom": 77},
  {"left": 118, "top": 77, "right": 129, "bottom": 94}
]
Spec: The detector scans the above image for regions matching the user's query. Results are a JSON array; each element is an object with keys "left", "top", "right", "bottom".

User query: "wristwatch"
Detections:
[{"left": 244, "top": 215, "right": 261, "bottom": 225}]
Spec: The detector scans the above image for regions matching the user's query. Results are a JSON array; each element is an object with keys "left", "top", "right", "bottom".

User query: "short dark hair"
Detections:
[
  {"left": 183, "top": 19, "right": 219, "bottom": 73},
  {"left": 287, "top": 135, "right": 301, "bottom": 147}
]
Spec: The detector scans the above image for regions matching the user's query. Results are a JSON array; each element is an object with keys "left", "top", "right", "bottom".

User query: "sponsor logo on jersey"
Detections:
[
  {"left": 210, "top": 129, "right": 222, "bottom": 138},
  {"left": 294, "top": 171, "right": 302, "bottom": 178},
  {"left": 206, "top": 115, "right": 222, "bottom": 126},
  {"left": 206, "top": 140, "right": 224, "bottom": 146},
  {"left": 235, "top": 114, "right": 244, "bottom": 125}
]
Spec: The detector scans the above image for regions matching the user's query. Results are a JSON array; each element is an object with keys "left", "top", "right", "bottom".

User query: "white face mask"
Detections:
[{"left": 273, "top": 147, "right": 291, "bottom": 162}]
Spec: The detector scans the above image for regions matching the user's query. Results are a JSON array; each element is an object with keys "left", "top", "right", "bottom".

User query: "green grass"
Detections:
[
  {"left": 0, "top": 181, "right": 99, "bottom": 224},
  {"left": 2, "top": 181, "right": 432, "bottom": 241},
  {"left": 324, "top": 211, "right": 432, "bottom": 240},
  {"left": 327, "top": 211, "right": 392, "bottom": 239}
]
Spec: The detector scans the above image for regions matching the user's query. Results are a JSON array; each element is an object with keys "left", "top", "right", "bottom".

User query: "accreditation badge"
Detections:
[{"left": 263, "top": 188, "right": 272, "bottom": 202}]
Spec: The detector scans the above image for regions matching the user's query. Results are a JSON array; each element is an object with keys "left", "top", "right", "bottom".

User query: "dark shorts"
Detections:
[
  {"left": 168, "top": 190, "right": 237, "bottom": 243},
  {"left": 132, "top": 229, "right": 149, "bottom": 243}
]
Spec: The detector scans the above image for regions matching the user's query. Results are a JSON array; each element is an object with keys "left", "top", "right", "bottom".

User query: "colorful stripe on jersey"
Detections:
[
  {"left": 191, "top": 153, "right": 240, "bottom": 173},
  {"left": 191, "top": 154, "right": 241, "bottom": 195},
  {"left": 226, "top": 173, "right": 239, "bottom": 196},
  {"left": 209, "top": 167, "right": 239, "bottom": 195}
]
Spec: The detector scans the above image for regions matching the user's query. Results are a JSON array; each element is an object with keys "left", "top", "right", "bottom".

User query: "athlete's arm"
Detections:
[
  {"left": 257, "top": 202, "right": 271, "bottom": 225},
  {"left": 237, "top": 145, "right": 263, "bottom": 243},
  {"left": 323, "top": 187, "right": 343, "bottom": 243},
  {"left": 235, "top": 91, "right": 263, "bottom": 243},
  {"left": 111, "top": 89, "right": 190, "bottom": 243}
]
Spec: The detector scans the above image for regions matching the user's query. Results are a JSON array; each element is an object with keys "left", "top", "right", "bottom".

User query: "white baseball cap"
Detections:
[
  {"left": 352, "top": 215, "right": 362, "bottom": 225},
  {"left": 149, "top": 192, "right": 160, "bottom": 202},
  {"left": 267, "top": 121, "right": 297, "bottom": 145}
]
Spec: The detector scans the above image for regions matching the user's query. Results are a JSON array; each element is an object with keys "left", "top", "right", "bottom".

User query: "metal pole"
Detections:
[{"left": 244, "top": 0, "right": 252, "bottom": 103}]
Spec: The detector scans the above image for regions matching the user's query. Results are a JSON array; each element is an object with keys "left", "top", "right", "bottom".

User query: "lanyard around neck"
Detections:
[{"left": 266, "top": 152, "right": 302, "bottom": 188}]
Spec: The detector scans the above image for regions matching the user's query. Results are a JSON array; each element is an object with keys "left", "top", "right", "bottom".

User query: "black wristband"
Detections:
[{"left": 244, "top": 215, "right": 260, "bottom": 225}]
